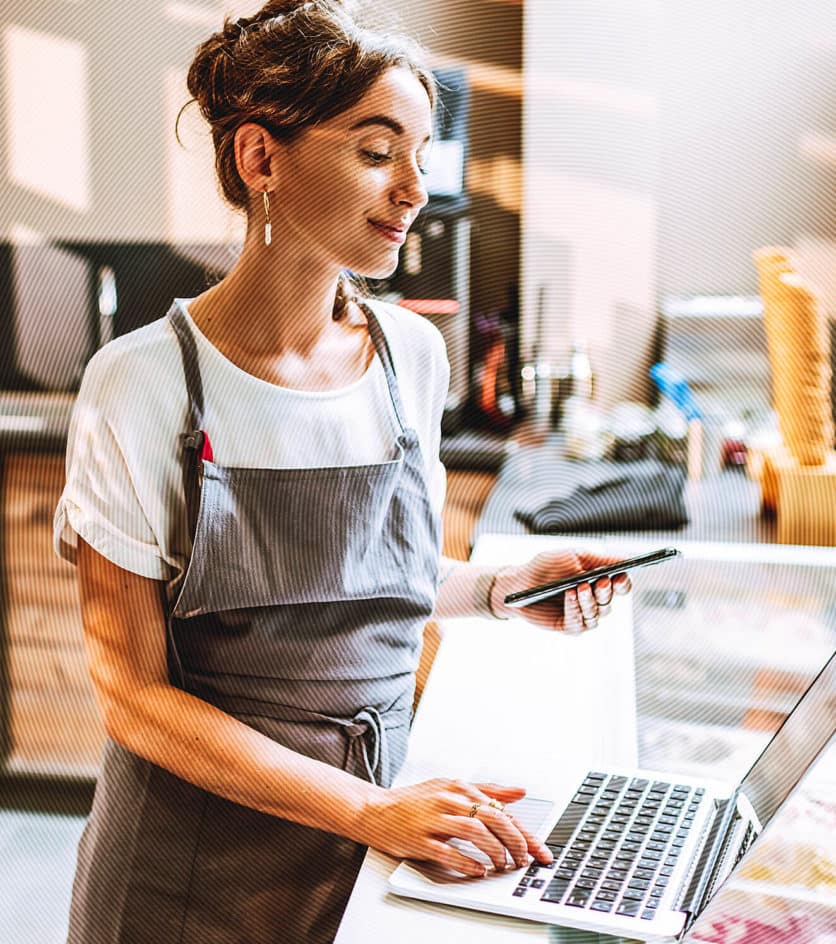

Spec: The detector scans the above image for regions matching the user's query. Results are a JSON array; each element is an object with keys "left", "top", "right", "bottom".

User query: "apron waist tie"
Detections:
[
  {"left": 343, "top": 707, "right": 387, "bottom": 786},
  {"left": 188, "top": 691, "right": 408, "bottom": 786}
]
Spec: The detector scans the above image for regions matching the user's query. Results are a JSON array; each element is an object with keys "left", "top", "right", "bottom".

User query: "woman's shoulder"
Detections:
[
  {"left": 77, "top": 311, "right": 184, "bottom": 418},
  {"left": 83, "top": 312, "right": 179, "bottom": 382}
]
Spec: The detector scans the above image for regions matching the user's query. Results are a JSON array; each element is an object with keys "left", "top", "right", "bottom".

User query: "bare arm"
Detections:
[
  {"left": 77, "top": 537, "right": 374, "bottom": 843},
  {"left": 432, "top": 552, "right": 631, "bottom": 629},
  {"left": 78, "top": 538, "right": 552, "bottom": 874}
]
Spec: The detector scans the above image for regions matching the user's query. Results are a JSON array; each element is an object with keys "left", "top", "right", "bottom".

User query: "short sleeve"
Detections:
[{"left": 54, "top": 353, "right": 172, "bottom": 580}]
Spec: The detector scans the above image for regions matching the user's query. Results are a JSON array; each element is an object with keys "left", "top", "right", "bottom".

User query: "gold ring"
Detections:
[
  {"left": 487, "top": 799, "right": 505, "bottom": 812},
  {"left": 467, "top": 802, "right": 482, "bottom": 818}
]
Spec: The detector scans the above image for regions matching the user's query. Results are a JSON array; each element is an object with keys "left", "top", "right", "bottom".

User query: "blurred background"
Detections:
[{"left": 0, "top": 2, "right": 834, "bottom": 941}]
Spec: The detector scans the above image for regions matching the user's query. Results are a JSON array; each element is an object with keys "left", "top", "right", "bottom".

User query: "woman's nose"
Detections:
[{"left": 393, "top": 163, "right": 429, "bottom": 209}]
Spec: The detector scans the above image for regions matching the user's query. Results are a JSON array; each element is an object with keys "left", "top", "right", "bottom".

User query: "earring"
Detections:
[{"left": 263, "top": 190, "right": 272, "bottom": 246}]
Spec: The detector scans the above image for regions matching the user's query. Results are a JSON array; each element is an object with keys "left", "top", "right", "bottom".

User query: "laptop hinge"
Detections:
[{"left": 675, "top": 790, "right": 740, "bottom": 928}]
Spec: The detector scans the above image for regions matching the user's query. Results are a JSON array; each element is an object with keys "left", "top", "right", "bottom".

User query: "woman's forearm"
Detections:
[
  {"left": 108, "top": 683, "right": 381, "bottom": 845},
  {"left": 432, "top": 555, "right": 513, "bottom": 620}
]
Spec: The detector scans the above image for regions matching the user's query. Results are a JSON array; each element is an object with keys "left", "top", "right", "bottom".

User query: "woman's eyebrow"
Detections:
[{"left": 349, "top": 114, "right": 431, "bottom": 143}]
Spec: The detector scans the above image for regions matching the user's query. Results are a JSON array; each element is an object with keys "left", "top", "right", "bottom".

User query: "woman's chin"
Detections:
[{"left": 352, "top": 251, "right": 401, "bottom": 281}]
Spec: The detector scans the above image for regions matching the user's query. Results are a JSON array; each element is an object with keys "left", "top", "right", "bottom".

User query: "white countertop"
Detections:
[{"left": 335, "top": 535, "right": 639, "bottom": 942}]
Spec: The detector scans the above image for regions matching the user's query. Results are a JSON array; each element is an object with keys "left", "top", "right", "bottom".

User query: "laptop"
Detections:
[{"left": 388, "top": 652, "right": 835, "bottom": 941}]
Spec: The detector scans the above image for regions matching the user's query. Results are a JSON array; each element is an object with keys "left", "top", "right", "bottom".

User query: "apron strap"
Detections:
[
  {"left": 167, "top": 303, "right": 207, "bottom": 545},
  {"left": 361, "top": 301, "right": 410, "bottom": 436},
  {"left": 167, "top": 302, "right": 206, "bottom": 433}
]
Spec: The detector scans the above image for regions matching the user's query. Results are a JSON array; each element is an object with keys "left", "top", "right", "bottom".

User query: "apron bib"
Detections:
[{"left": 67, "top": 301, "right": 441, "bottom": 944}]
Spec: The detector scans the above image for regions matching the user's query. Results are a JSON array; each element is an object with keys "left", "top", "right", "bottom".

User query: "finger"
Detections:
[
  {"left": 442, "top": 815, "right": 511, "bottom": 872},
  {"left": 475, "top": 783, "right": 527, "bottom": 802},
  {"left": 612, "top": 573, "right": 632, "bottom": 595},
  {"left": 476, "top": 806, "right": 529, "bottom": 868},
  {"left": 576, "top": 582, "right": 599, "bottom": 627},
  {"left": 562, "top": 588, "right": 584, "bottom": 633},
  {"left": 505, "top": 812, "right": 554, "bottom": 865},
  {"left": 592, "top": 575, "right": 613, "bottom": 607},
  {"left": 424, "top": 838, "right": 487, "bottom": 878}
]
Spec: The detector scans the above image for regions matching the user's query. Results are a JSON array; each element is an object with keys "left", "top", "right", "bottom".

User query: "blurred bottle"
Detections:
[{"left": 568, "top": 341, "right": 594, "bottom": 400}]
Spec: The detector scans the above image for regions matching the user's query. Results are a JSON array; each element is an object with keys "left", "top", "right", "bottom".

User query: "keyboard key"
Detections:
[
  {"left": 556, "top": 868, "right": 575, "bottom": 880},
  {"left": 646, "top": 841, "right": 667, "bottom": 852},
  {"left": 588, "top": 771, "right": 607, "bottom": 781},
  {"left": 652, "top": 781, "right": 669, "bottom": 792},
  {"left": 602, "top": 880, "right": 623, "bottom": 892},
  {"left": 634, "top": 868, "right": 656, "bottom": 880},
  {"left": 650, "top": 886, "right": 665, "bottom": 898},
  {"left": 644, "top": 897, "right": 659, "bottom": 910},
  {"left": 582, "top": 868, "right": 603, "bottom": 880},
  {"left": 526, "top": 864, "right": 540, "bottom": 877},
  {"left": 566, "top": 890, "right": 592, "bottom": 908},
  {"left": 512, "top": 887, "right": 527, "bottom": 898},
  {"left": 591, "top": 900, "right": 614, "bottom": 912},
  {"left": 617, "top": 900, "right": 642, "bottom": 917},
  {"left": 622, "top": 888, "right": 645, "bottom": 901},
  {"left": 519, "top": 877, "right": 530, "bottom": 886},
  {"left": 575, "top": 879, "right": 596, "bottom": 890},
  {"left": 611, "top": 776, "right": 628, "bottom": 788},
  {"left": 642, "top": 910, "right": 657, "bottom": 920},
  {"left": 628, "top": 878, "right": 650, "bottom": 890},
  {"left": 596, "top": 889, "right": 617, "bottom": 902},
  {"left": 655, "top": 875, "right": 669, "bottom": 887},
  {"left": 607, "top": 868, "right": 628, "bottom": 881},
  {"left": 532, "top": 879, "right": 546, "bottom": 889},
  {"left": 546, "top": 803, "right": 587, "bottom": 847},
  {"left": 541, "top": 879, "right": 570, "bottom": 903},
  {"left": 660, "top": 865, "right": 674, "bottom": 876},
  {"left": 573, "top": 792, "right": 594, "bottom": 805},
  {"left": 631, "top": 778, "right": 649, "bottom": 789}
]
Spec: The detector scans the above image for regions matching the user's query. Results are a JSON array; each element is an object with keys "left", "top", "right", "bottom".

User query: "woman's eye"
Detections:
[
  {"left": 418, "top": 166, "right": 429, "bottom": 177},
  {"left": 363, "top": 150, "right": 391, "bottom": 164}
]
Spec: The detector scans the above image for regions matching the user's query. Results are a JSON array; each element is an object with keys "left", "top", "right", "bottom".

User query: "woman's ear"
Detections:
[{"left": 234, "top": 123, "right": 280, "bottom": 192}]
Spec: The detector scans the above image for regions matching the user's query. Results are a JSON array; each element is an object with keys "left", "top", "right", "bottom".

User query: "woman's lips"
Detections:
[{"left": 368, "top": 220, "right": 407, "bottom": 244}]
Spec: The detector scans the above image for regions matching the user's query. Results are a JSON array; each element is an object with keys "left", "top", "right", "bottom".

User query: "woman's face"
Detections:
[{"left": 270, "top": 66, "right": 433, "bottom": 278}]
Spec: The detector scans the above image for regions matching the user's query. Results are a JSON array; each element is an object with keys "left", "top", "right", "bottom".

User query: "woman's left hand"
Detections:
[{"left": 489, "top": 550, "right": 632, "bottom": 632}]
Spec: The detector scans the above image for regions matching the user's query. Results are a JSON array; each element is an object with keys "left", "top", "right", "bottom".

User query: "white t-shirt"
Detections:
[{"left": 53, "top": 298, "right": 450, "bottom": 586}]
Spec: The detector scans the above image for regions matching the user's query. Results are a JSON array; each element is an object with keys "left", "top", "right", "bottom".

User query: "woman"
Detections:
[{"left": 54, "top": 2, "right": 630, "bottom": 941}]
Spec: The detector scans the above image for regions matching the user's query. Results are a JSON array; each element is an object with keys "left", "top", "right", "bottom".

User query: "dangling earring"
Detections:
[{"left": 263, "top": 190, "right": 272, "bottom": 246}]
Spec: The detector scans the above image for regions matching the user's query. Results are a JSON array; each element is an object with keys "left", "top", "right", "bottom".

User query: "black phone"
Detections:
[{"left": 503, "top": 547, "right": 681, "bottom": 608}]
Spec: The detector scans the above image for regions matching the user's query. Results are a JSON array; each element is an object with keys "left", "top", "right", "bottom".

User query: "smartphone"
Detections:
[{"left": 503, "top": 547, "right": 681, "bottom": 608}]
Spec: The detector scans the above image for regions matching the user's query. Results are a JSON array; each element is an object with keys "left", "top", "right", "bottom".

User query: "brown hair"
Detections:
[{"left": 182, "top": 1, "right": 435, "bottom": 315}]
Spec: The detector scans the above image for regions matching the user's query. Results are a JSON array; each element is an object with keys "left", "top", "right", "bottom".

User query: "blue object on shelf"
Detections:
[{"left": 650, "top": 362, "right": 703, "bottom": 421}]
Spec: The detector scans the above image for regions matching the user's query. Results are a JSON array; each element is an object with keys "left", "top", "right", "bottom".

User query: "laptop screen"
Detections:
[{"left": 738, "top": 652, "right": 835, "bottom": 827}]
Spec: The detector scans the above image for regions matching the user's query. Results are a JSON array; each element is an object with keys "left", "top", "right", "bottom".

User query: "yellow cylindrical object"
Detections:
[{"left": 767, "top": 275, "right": 832, "bottom": 466}]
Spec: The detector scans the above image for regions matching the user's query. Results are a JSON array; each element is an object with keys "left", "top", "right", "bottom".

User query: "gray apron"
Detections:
[{"left": 67, "top": 302, "right": 441, "bottom": 944}]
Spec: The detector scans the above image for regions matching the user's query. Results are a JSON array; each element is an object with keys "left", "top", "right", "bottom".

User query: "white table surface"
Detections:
[{"left": 335, "top": 535, "right": 640, "bottom": 942}]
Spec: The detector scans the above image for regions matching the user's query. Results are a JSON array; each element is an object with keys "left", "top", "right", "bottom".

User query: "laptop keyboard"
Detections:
[{"left": 513, "top": 771, "right": 704, "bottom": 921}]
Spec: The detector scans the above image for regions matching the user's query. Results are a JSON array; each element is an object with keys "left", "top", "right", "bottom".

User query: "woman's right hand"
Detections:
[{"left": 360, "top": 778, "right": 553, "bottom": 877}]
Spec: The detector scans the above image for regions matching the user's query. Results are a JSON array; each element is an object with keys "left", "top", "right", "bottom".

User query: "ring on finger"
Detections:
[
  {"left": 467, "top": 802, "right": 482, "bottom": 817},
  {"left": 487, "top": 799, "right": 505, "bottom": 812}
]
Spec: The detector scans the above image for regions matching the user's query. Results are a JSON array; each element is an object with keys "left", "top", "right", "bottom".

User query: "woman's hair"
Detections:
[{"left": 182, "top": 0, "right": 436, "bottom": 317}]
